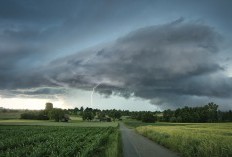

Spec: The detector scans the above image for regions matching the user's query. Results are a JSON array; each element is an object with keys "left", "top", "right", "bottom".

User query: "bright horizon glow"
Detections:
[
  {"left": 0, "top": 97, "right": 65, "bottom": 110},
  {"left": 0, "top": 89, "right": 162, "bottom": 111}
]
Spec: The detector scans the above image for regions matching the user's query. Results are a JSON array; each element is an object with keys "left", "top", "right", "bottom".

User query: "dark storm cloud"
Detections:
[
  {"left": 1, "top": 0, "right": 232, "bottom": 109},
  {"left": 43, "top": 19, "right": 232, "bottom": 107},
  {"left": 18, "top": 87, "right": 67, "bottom": 96},
  {"left": 0, "top": 0, "right": 158, "bottom": 90},
  {"left": 0, "top": 87, "right": 66, "bottom": 99}
]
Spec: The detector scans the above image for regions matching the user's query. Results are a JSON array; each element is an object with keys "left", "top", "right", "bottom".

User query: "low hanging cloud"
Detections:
[{"left": 42, "top": 19, "right": 232, "bottom": 109}]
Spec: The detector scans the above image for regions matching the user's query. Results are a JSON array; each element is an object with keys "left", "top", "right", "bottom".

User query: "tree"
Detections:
[
  {"left": 82, "top": 108, "right": 94, "bottom": 121},
  {"left": 206, "top": 102, "right": 218, "bottom": 122},
  {"left": 73, "top": 107, "right": 79, "bottom": 115},
  {"left": 82, "top": 111, "right": 94, "bottom": 121},
  {"left": 141, "top": 112, "right": 156, "bottom": 123},
  {"left": 114, "top": 110, "right": 122, "bottom": 120},
  {"left": 162, "top": 102, "right": 223, "bottom": 123},
  {"left": 108, "top": 109, "right": 122, "bottom": 121},
  {"left": 163, "top": 109, "right": 174, "bottom": 122},
  {"left": 97, "top": 111, "right": 106, "bottom": 121},
  {"left": 62, "top": 114, "right": 70, "bottom": 122},
  {"left": 49, "top": 108, "right": 65, "bottom": 122},
  {"left": 21, "top": 110, "right": 49, "bottom": 120}
]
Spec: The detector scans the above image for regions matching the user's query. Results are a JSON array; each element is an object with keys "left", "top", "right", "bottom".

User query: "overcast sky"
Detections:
[{"left": 0, "top": 0, "right": 232, "bottom": 111}]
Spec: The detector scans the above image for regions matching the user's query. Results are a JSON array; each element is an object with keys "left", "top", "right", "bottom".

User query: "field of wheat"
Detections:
[{"left": 136, "top": 123, "right": 232, "bottom": 157}]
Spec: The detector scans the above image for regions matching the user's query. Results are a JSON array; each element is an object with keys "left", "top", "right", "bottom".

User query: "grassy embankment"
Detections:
[
  {"left": 0, "top": 116, "right": 122, "bottom": 157},
  {"left": 124, "top": 119, "right": 232, "bottom": 157}
]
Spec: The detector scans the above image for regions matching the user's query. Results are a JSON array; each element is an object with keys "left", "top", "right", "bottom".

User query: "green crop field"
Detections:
[
  {"left": 135, "top": 123, "right": 232, "bottom": 157},
  {"left": 0, "top": 125, "right": 120, "bottom": 157}
]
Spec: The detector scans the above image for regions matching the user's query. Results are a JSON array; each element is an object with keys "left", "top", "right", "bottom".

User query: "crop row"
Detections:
[{"left": 0, "top": 126, "right": 115, "bottom": 157}]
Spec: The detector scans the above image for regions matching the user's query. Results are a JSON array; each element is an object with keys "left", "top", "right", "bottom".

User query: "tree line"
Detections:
[
  {"left": 69, "top": 107, "right": 122, "bottom": 122},
  {"left": 68, "top": 102, "right": 232, "bottom": 123},
  {"left": 162, "top": 102, "right": 232, "bottom": 123},
  {"left": 21, "top": 103, "right": 70, "bottom": 122},
  {"left": 68, "top": 107, "right": 158, "bottom": 123},
  {"left": 19, "top": 102, "right": 232, "bottom": 123}
]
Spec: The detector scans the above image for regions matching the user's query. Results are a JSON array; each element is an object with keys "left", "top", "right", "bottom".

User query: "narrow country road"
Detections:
[{"left": 120, "top": 123, "right": 180, "bottom": 157}]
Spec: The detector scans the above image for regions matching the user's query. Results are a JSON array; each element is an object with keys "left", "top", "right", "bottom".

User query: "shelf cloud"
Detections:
[
  {"left": 29, "top": 19, "right": 231, "bottom": 108},
  {"left": 0, "top": 0, "right": 232, "bottom": 110}
]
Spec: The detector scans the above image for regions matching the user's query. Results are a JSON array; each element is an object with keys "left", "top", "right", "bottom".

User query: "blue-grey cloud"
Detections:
[
  {"left": 1, "top": 0, "right": 232, "bottom": 110},
  {"left": 40, "top": 19, "right": 232, "bottom": 110}
]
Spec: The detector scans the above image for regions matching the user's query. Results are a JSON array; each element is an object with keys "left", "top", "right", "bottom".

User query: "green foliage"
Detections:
[
  {"left": 0, "top": 125, "right": 117, "bottom": 157},
  {"left": 48, "top": 108, "right": 67, "bottom": 122},
  {"left": 82, "top": 108, "right": 94, "bottom": 121},
  {"left": 163, "top": 109, "right": 174, "bottom": 122},
  {"left": 141, "top": 112, "right": 157, "bottom": 123},
  {"left": 108, "top": 109, "right": 122, "bottom": 121},
  {"left": 20, "top": 103, "right": 69, "bottom": 122},
  {"left": 102, "top": 126, "right": 122, "bottom": 157},
  {"left": 97, "top": 111, "right": 106, "bottom": 120},
  {"left": 20, "top": 110, "right": 49, "bottom": 120},
  {"left": 218, "top": 110, "right": 232, "bottom": 122},
  {"left": 0, "top": 110, "right": 24, "bottom": 120},
  {"left": 162, "top": 102, "right": 229, "bottom": 123},
  {"left": 136, "top": 123, "right": 232, "bottom": 157}
]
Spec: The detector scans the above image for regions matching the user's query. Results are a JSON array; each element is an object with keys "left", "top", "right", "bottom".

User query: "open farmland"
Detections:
[
  {"left": 136, "top": 123, "right": 232, "bottom": 157},
  {"left": 0, "top": 125, "right": 120, "bottom": 157}
]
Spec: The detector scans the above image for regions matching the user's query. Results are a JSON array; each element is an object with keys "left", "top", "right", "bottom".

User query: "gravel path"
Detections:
[{"left": 120, "top": 123, "right": 180, "bottom": 157}]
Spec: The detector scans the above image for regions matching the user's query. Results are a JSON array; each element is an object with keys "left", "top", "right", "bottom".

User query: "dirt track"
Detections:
[{"left": 120, "top": 123, "right": 179, "bottom": 157}]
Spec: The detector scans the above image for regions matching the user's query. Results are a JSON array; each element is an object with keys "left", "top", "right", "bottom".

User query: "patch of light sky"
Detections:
[
  {"left": 0, "top": 89, "right": 161, "bottom": 111},
  {"left": 0, "top": 97, "right": 64, "bottom": 110},
  {"left": 61, "top": 89, "right": 161, "bottom": 111}
]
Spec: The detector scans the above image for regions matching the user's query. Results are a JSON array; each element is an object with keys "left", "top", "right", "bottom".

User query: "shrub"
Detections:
[
  {"left": 21, "top": 111, "right": 49, "bottom": 120},
  {"left": 141, "top": 112, "right": 156, "bottom": 123}
]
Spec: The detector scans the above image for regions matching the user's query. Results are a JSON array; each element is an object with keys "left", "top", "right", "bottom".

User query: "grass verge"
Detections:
[{"left": 99, "top": 124, "right": 122, "bottom": 157}]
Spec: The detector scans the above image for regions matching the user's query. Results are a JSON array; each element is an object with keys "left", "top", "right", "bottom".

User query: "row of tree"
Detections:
[
  {"left": 162, "top": 102, "right": 232, "bottom": 123},
  {"left": 78, "top": 107, "right": 122, "bottom": 122},
  {"left": 68, "top": 107, "right": 158, "bottom": 123},
  {"left": 21, "top": 110, "right": 49, "bottom": 120},
  {"left": 21, "top": 103, "right": 70, "bottom": 122},
  {"left": 68, "top": 102, "right": 232, "bottom": 123},
  {"left": 20, "top": 102, "right": 232, "bottom": 123}
]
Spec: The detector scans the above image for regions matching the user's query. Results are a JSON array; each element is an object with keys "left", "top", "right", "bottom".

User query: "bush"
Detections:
[
  {"left": 49, "top": 108, "right": 66, "bottom": 122},
  {"left": 21, "top": 111, "right": 49, "bottom": 120},
  {"left": 170, "top": 117, "right": 177, "bottom": 122},
  {"left": 141, "top": 112, "right": 156, "bottom": 123}
]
